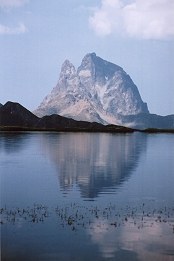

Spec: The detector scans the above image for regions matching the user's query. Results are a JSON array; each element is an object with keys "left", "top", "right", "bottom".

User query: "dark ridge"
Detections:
[
  {"left": 1, "top": 101, "right": 173, "bottom": 133},
  {"left": 142, "top": 128, "right": 174, "bottom": 133},
  {"left": 0, "top": 101, "right": 39, "bottom": 127},
  {"left": 0, "top": 101, "right": 134, "bottom": 133}
]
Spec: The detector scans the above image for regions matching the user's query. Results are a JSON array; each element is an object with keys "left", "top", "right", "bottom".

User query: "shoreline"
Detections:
[{"left": 0, "top": 127, "right": 174, "bottom": 133}]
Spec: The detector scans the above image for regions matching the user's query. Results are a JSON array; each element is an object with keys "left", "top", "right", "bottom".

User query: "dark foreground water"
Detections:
[{"left": 0, "top": 132, "right": 174, "bottom": 261}]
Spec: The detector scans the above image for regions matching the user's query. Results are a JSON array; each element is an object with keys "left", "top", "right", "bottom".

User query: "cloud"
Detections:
[
  {"left": 0, "top": 23, "right": 27, "bottom": 35},
  {"left": 0, "top": 0, "right": 28, "bottom": 35},
  {"left": 89, "top": 0, "right": 174, "bottom": 39},
  {"left": 0, "top": 0, "right": 28, "bottom": 8}
]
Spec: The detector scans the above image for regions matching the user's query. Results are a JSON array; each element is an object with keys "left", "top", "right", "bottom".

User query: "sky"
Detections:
[{"left": 0, "top": 0, "right": 174, "bottom": 116}]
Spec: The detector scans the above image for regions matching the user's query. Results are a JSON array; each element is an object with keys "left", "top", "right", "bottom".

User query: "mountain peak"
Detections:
[
  {"left": 86, "top": 52, "right": 96, "bottom": 57},
  {"left": 34, "top": 53, "right": 149, "bottom": 125},
  {"left": 60, "top": 59, "right": 76, "bottom": 79},
  {"left": 83, "top": 52, "right": 97, "bottom": 60},
  {"left": 61, "top": 59, "right": 74, "bottom": 68},
  {"left": 78, "top": 53, "right": 123, "bottom": 81},
  {"left": 80, "top": 52, "right": 98, "bottom": 66},
  {"left": 78, "top": 53, "right": 96, "bottom": 70}
]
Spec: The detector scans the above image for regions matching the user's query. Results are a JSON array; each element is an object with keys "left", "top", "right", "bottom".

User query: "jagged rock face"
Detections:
[{"left": 34, "top": 53, "right": 149, "bottom": 125}]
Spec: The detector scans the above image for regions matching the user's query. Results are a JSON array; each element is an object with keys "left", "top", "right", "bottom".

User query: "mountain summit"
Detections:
[{"left": 34, "top": 53, "right": 149, "bottom": 125}]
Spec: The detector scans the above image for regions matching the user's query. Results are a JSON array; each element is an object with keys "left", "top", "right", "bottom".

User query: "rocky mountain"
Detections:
[
  {"left": 0, "top": 101, "right": 133, "bottom": 132},
  {"left": 1, "top": 55, "right": 173, "bottom": 130},
  {"left": 34, "top": 53, "right": 149, "bottom": 126}
]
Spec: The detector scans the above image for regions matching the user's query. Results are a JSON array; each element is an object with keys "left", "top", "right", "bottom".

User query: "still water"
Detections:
[{"left": 0, "top": 132, "right": 174, "bottom": 261}]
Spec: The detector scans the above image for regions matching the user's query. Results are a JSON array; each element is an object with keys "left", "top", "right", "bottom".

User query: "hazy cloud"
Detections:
[
  {"left": 0, "top": 0, "right": 28, "bottom": 8},
  {"left": 0, "top": 23, "right": 27, "bottom": 35},
  {"left": 89, "top": 0, "right": 174, "bottom": 39},
  {"left": 0, "top": 0, "right": 28, "bottom": 35}
]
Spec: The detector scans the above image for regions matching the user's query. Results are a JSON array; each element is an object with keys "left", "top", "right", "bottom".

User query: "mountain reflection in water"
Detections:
[
  {"left": 1, "top": 132, "right": 174, "bottom": 261},
  {"left": 41, "top": 133, "right": 147, "bottom": 199}
]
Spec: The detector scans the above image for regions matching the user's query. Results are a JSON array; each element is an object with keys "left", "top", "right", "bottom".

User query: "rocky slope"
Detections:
[{"left": 34, "top": 53, "right": 149, "bottom": 126}]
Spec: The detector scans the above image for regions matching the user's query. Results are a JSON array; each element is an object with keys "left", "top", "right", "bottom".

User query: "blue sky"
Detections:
[{"left": 0, "top": 0, "right": 174, "bottom": 115}]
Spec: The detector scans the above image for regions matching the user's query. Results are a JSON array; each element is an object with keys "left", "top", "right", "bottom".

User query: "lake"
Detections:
[{"left": 0, "top": 132, "right": 174, "bottom": 261}]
